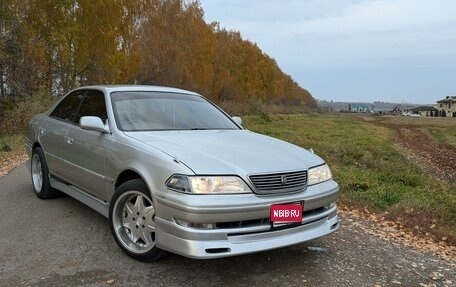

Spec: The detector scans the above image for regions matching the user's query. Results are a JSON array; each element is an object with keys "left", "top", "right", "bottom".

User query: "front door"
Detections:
[{"left": 64, "top": 90, "right": 109, "bottom": 200}]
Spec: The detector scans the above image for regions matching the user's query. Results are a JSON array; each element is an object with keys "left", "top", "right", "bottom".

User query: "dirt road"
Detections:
[
  {"left": 0, "top": 165, "right": 454, "bottom": 287},
  {"left": 393, "top": 124, "right": 456, "bottom": 182},
  {"left": 358, "top": 116, "right": 456, "bottom": 182}
]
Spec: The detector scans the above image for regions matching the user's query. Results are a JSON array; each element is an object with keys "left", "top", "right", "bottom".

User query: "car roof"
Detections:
[{"left": 72, "top": 85, "right": 200, "bottom": 96}]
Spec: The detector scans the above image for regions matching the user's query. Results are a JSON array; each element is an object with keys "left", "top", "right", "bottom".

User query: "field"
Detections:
[
  {"left": 0, "top": 133, "right": 23, "bottom": 153},
  {"left": 243, "top": 114, "right": 456, "bottom": 244},
  {"left": 1, "top": 113, "right": 455, "bottom": 244},
  {"left": 0, "top": 133, "right": 27, "bottom": 176}
]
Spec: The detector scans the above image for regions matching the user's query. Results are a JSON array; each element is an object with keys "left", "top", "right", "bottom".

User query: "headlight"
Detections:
[
  {"left": 166, "top": 175, "right": 252, "bottom": 194},
  {"left": 308, "top": 164, "right": 332, "bottom": 185}
]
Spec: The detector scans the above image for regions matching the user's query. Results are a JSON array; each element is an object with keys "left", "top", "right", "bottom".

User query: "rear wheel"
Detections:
[
  {"left": 109, "top": 179, "right": 166, "bottom": 261},
  {"left": 31, "top": 147, "right": 59, "bottom": 199}
]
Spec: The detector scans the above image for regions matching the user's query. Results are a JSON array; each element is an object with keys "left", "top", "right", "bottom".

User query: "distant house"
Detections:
[
  {"left": 390, "top": 105, "right": 402, "bottom": 116},
  {"left": 435, "top": 96, "right": 456, "bottom": 117},
  {"left": 409, "top": 106, "right": 438, "bottom": 117},
  {"left": 347, "top": 104, "right": 371, "bottom": 113},
  {"left": 375, "top": 108, "right": 392, "bottom": 114}
]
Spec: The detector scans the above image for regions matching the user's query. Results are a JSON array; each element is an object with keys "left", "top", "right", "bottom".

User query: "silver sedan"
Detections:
[{"left": 25, "top": 85, "right": 339, "bottom": 261}]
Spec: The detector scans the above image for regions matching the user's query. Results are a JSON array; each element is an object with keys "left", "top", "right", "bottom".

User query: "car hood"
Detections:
[{"left": 124, "top": 130, "right": 324, "bottom": 175}]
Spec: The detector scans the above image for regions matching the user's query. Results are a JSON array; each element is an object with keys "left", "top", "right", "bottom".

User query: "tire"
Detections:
[
  {"left": 109, "top": 179, "right": 166, "bottom": 261},
  {"left": 31, "top": 147, "right": 59, "bottom": 199}
]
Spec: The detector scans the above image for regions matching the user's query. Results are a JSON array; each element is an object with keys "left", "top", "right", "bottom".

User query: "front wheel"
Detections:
[{"left": 109, "top": 179, "right": 166, "bottom": 261}]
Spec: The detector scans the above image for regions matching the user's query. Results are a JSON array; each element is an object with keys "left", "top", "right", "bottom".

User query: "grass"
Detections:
[
  {"left": 0, "top": 133, "right": 24, "bottom": 155},
  {"left": 243, "top": 113, "right": 456, "bottom": 243},
  {"left": 425, "top": 125, "right": 456, "bottom": 148}
]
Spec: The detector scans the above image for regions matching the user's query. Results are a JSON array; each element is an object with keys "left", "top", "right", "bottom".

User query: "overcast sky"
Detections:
[{"left": 199, "top": 0, "right": 456, "bottom": 104}]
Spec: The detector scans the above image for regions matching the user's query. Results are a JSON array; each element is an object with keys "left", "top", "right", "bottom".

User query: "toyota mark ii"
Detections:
[{"left": 25, "top": 85, "right": 339, "bottom": 261}]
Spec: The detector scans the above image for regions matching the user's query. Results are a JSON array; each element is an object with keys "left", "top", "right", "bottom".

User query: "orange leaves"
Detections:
[{"left": 1, "top": 0, "right": 316, "bottom": 109}]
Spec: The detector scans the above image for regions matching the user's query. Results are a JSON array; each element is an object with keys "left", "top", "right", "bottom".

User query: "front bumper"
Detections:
[{"left": 154, "top": 180, "right": 339, "bottom": 259}]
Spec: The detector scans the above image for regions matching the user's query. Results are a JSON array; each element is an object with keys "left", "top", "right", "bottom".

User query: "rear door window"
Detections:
[{"left": 50, "top": 90, "right": 86, "bottom": 124}]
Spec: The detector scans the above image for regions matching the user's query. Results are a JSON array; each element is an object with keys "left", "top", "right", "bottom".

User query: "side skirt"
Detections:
[{"left": 50, "top": 177, "right": 109, "bottom": 218}]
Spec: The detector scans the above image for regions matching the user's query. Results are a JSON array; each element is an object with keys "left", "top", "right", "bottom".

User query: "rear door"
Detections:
[
  {"left": 64, "top": 89, "right": 109, "bottom": 200},
  {"left": 39, "top": 90, "right": 85, "bottom": 179}
]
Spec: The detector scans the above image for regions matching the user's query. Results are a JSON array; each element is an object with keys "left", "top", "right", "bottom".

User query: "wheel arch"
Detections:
[
  {"left": 31, "top": 142, "right": 48, "bottom": 167},
  {"left": 31, "top": 142, "right": 49, "bottom": 167},
  {"left": 32, "top": 142, "right": 42, "bottom": 150},
  {"left": 115, "top": 169, "right": 147, "bottom": 190}
]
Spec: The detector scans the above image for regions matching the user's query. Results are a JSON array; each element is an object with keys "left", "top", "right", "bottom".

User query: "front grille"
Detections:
[
  {"left": 249, "top": 170, "right": 307, "bottom": 194},
  {"left": 216, "top": 218, "right": 269, "bottom": 229}
]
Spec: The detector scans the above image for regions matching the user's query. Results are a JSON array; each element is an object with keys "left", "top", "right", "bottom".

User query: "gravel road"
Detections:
[{"left": 0, "top": 165, "right": 454, "bottom": 287}]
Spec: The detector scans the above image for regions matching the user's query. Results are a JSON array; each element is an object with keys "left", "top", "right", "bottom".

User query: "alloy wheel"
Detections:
[
  {"left": 31, "top": 153, "right": 43, "bottom": 193},
  {"left": 112, "top": 191, "right": 156, "bottom": 254}
]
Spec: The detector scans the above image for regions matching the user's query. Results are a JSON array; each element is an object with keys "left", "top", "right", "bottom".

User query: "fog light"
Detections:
[
  {"left": 325, "top": 202, "right": 336, "bottom": 209},
  {"left": 174, "top": 218, "right": 216, "bottom": 229},
  {"left": 192, "top": 223, "right": 216, "bottom": 229},
  {"left": 174, "top": 218, "right": 189, "bottom": 227}
]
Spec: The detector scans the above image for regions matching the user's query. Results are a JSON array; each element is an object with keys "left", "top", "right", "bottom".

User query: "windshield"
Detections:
[{"left": 111, "top": 91, "right": 240, "bottom": 131}]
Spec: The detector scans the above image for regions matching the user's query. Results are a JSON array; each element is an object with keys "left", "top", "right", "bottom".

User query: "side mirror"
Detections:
[
  {"left": 232, "top": 116, "right": 242, "bottom": 127},
  {"left": 80, "top": 116, "right": 109, "bottom": 133}
]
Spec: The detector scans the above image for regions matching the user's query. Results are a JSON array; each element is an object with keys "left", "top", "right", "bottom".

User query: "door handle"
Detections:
[{"left": 67, "top": 137, "right": 74, "bottom": 144}]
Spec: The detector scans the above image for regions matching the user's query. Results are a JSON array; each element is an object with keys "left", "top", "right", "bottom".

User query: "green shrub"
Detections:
[{"left": 1, "top": 143, "right": 12, "bottom": 152}]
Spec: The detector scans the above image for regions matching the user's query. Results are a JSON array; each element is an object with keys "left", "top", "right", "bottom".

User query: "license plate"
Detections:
[{"left": 270, "top": 203, "right": 303, "bottom": 223}]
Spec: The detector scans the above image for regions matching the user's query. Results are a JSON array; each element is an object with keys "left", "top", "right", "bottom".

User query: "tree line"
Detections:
[{"left": 0, "top": 0, "right": 316, "bottom": 130}]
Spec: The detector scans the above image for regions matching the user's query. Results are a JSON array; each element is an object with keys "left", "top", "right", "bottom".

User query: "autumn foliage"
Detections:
[{"left": 0, "top": 0, "right": 315, "bottom": 132}]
